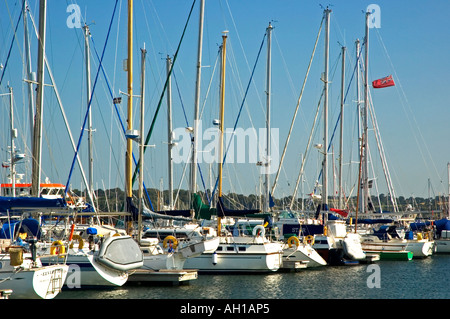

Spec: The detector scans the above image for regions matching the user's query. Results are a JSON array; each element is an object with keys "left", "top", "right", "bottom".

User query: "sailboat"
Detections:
[
  {"left": 117, "top": 0, "right": 218, "bottom": 281},
  {"left": 284, "top": 8, "right": 366, "bottom": 266},
  {"left": 345, "top": 11, "right": 434, "bottom": 259},
  {"left": 183, "top": 29, "right": 284, "bottom": 273},
  {"left": 432, "top": 164, "right": 450, "bottom": 253},
  {"left": 35, "top": 0, "right": 146, "bottom": 288},
  {"left": 0, "top": 217, "right": 68, "bottom": 299}
]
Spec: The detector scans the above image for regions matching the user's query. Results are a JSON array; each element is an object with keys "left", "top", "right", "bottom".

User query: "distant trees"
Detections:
[{"left": 72, "top": 188, "right": 447, "bottom": 213}]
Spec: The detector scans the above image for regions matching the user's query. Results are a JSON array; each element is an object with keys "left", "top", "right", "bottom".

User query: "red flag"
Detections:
[
  {"left": 372, "top": 75, "right": 395, "bottom": 88},
  {"left": 330, "top": 208, "right": 349, "bottom": 218}
]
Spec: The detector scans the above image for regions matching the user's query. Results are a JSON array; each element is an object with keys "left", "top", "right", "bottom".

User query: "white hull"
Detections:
[
  {"left": 41, "top": 249, "right": 128, "bottom": 288},
  {"left": 142, "top": 252, "right": 186, "bottom": 270},
  {"left": 434, "top": 239, "right": 450, "bottom": 253},
  {"left": 184, "top": 237, "right": 283, "bottom": 272},
  {"left": 361, "top": 238, "right": 434, "bottom": 258},
  {"left": 282, "top": 243, "right": 327, "bottom": 268},
  {"left": 0, "top": 263, "right": 68, "bottom": 299},
  {"left": 139, "top": 237, "right": 220, "bottom": 271}
]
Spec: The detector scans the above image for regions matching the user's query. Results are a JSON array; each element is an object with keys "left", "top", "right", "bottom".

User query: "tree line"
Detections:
[{"left": 73, "top": 187, "right": 448, "bottom": 214}]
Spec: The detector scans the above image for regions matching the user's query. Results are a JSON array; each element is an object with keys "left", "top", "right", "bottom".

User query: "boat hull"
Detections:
[
  {"left": 184, "top": 237, "right": 283, "bottom": 273},
  {"left": 142, "top": 252, "right": 186, "bottom": 270},
  {"left": 434, "top": 239, "right": 450, "bottom": 253},
  {"left": 361, "top": 239, "right": 434, "bottom": 258},
  {"left": 282, "top": 244, "right": 327, "bottom": 268},
  {"left": 0, "top": 264, "right": 68, "bottom": 299},
  {"left": 41, "top": 247, "right": 129, "bottom": 288}
]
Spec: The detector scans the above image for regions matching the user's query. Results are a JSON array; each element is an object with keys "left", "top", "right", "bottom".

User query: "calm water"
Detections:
[{"left": 56, "top": 255, "right": 450, "bottom": 300}]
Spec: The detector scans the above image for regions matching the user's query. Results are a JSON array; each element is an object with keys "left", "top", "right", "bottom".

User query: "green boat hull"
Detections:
[{"left": 379, "top": 251, "right": 413, "bottom": 260}]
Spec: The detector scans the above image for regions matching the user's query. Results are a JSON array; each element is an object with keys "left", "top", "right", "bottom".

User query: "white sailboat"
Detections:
[
  {"left": 184, "top": 219, "right": 283, "bottom": 273},
  {"left": 0, "top": 251, "right": 68, "bottom": 299},
  {"left": 281, "top": 236, "right": 327, "bottom": 269},
  {"left": 434, "top": 218, "right": 450, "bottom": 254},
  {"left": 351, "top": 11, "right": 433, "bottom": 259},
  {"left": 434, "top": 164, "right": 450, "bottom": 253},
  {"left": 183, "top": 29, "right": 283, "bottom": 273},
  {"left": 124, "top": 0, "right": 218, "bottom": 279},
  {"left": 272, "top": 211, "right": 327, "bottom": 268},
  {"left": 0, "top": 224, "right": 68, "bottom": 299}
]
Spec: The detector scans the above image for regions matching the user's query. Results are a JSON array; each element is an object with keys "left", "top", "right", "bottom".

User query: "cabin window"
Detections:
[
  {"left": 226, "top": 246, "right": 234, "bottom": 251},
  {"left": 216, "top": 246, "right": 223, "bottom": 251},
  {"left": 238, "top": 246, "right": 246, "bottom": 252}
]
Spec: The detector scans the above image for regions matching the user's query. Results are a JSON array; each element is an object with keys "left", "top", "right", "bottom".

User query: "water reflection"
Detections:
[{"left": 57, "top": 256, "right": 450, "bottom": 299}]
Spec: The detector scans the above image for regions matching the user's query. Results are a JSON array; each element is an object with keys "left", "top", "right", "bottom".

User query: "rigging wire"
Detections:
[
  {"left": 131, "top": 0, "right": 197, "bottom": 187},
  {"left": 271, "top": 16, "right": 324, "bottom": 197},
  {"left": 209, "top": 30, "right": 267, "bottom": 205},
  {"left": 374, "top": 28, "right": 443, "bottom": 193}
]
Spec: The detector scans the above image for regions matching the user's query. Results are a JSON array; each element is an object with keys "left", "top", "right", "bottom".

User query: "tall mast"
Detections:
[
  {"left": 166, "top": 55, "right": 174, "bottom": 209},
  {"left": 362, "top": 11, "right": 370, "bottom": 213},
  {"left": 217, "top": 31, "right": 228, "bottom": 235},
  {"left": 138, "top": 45, "right": 146, "bottom": 244},
  {"left": 126, "top": 0, "right": 134, "bottom": 211},
  {"left": 264, "top": 22, "right": 273, "bottom": 213},
  {"left": 322, "top": 8, "right": 331, "bottom": 212},
  {"left": 190, "top": 0, "right": 205, "bottom": 204},
  {"left": 83, "top": 23, "right": 95, "bottom": 211},
  {"left": 23, "top": 2, "right": 35, "bottom": 146},
  {"left": 31, "top": 0, "right": 47, "bottom": 196},
  {"left": 447, "top": 162, "right": 450, "bottom": 218},
  {"left": 355, "top": 38, "right": 363, "bottom": 212},
  {"left": 9, "top": 86, "right": 16, "bottom": 197},
  {"left": 339, "top": 45, "right": 345, "bottom": 209}
]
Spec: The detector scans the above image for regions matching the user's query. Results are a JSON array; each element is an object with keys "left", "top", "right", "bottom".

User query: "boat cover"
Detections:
[
  {"left": 433, "top": 218, "right": 450, "bottom": 235},
  {"left": 0, "top": 197, "right": 66, "bottom": 214},
  {"left": 217, "top": 197, "right": 260, "bottom": 218},
  {"left": 0, "top": 218, "right": 42, "bottom": 239}
]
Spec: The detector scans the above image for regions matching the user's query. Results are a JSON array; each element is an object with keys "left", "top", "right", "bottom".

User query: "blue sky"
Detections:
[{"left": 1, "top": 0, "right": 449, "bottom": 205}]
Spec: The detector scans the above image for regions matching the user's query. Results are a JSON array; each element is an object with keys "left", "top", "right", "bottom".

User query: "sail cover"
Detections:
[
  {"left": 0, "top": 197, "right": 66, "bottom": 214},
  {"left": 217, "top": 197, "right": 260, "bottom": 218}
]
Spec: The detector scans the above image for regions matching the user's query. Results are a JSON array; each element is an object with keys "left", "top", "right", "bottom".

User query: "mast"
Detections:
[
  {"left": 190, "top": 0, "right": 205, "bottom": 205},
  {"left": 355, "top": 38, "right": 363, "bottom": 212},
  {"left": 362, "top": 11, "right": 370, "bottom": 213},
  {"left": 138, "top": 45, "right": 146, "bottom": 244},
  {"left": 83, "top": 23, "right": 95, "bottom": 211},
  {"left": 322, "top": 8, "right": 331, "bottom": 213},
  {"left": 23, "top": 2, "right": 35, "bottom": 146},
  {"left": 448, "top": 162, "right": 450, "bottom": 218},
  {"left": 264, "top": 22, "right": 273, "bottom": 213},
  {"left": 217, "top": 31, "right": 228, "bottom": 235},
  {"left": 166, "top": 55, "right": 174, "bottom": 209},
  {"left": 9, "top": 86, "right": 16, "bottom": 197},
  {"left": 126, "top": 0, "right": 134, "bottom": 213},
  {"left": 31, "top": 0, "right": 47, "bottom": 196},
  {"left": 339, "top": 46, "right": 345, "bottom": 209}
]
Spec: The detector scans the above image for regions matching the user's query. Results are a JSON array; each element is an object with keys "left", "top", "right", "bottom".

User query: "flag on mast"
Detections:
[{"left": 372, "top": 75, "right": 395, "bottom": 88}]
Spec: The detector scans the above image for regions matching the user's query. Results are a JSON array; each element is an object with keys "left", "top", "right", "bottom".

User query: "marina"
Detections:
[
  {"left": 0, "top": 0, "right": 449, "bottom": 304},
  {"left": 55, "top": 254, "right": 450, "bottom": 299}
]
